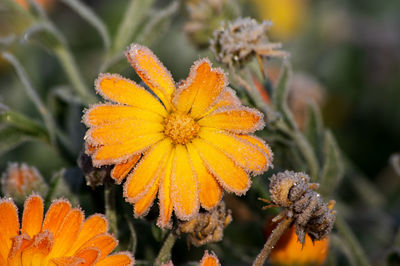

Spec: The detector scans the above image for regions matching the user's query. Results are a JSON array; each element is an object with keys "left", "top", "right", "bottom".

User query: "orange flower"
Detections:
[
  {"left": 0, "top": 195, "right": 134, "bottom": 266},
  {"left": 14, "top": 0, "right": 55, "bottom": 10},
  {"left": 268, "top": 225, "right": 329, "bottom": 266},
  {"left": 199, "top": 250, "right": 220, "bottom": 266},
  {"left": 83, "top": 44, "right": 273, "bottom": 227}
]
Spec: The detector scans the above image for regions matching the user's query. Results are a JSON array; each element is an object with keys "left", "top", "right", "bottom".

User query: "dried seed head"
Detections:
[
  {"left": 78, "top": 152, "right": 111, "bottom": 188},
  {"left": 267, "top": 171, "right": 336, "bottom": 243},
  {"left": 176, "top": 201, "right": 232, "bottom": 247},
  {"left": 184, "top": 0, "right": 239, "bottom": 49},
  {"left": 1, "top": 162, "right": 48, "bottom": 204},
  {"left": 210, "top": 17, "right": 288, "bottom": 68}
]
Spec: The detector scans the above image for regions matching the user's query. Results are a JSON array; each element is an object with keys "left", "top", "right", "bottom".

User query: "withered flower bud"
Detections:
[
  {"left": 268, "top": 171, "right": 336, "bottom": 243},
  {"left": 77, "top": 152, "right": 111, "bottom": 188},
  {"left": 210, "top": 17, "right": 288, "bottom": 68},
  {"left": 1, "top": 162, "right": 48, "bottom": 204},
  {"left": 184, "top": 0, "right": 239, "bottom": 49},
  {"left": 176, "top": 201, "right": 232, "bottom": 247}
]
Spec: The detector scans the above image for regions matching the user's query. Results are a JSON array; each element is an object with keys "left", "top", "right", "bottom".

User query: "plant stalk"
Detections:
[
  {"left": 253, "top": 216, "right": 293, "bottom": 266},
  {"left": 154, "top": 232, "right": 177, "bottom": 266},
  {"left": 104, "top": 178, "right": 118, "bottom": 237}
]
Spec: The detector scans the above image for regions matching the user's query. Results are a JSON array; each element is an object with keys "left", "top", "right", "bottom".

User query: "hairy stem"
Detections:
[
  {"left": 253, "top": 215, "right": 293, "bottom": 266},
  {"left": 154, "top": 232, "right": 177, "bottom": 266},
  {"left": 104, "top": 178, "right": 118, "bottom": 237}
]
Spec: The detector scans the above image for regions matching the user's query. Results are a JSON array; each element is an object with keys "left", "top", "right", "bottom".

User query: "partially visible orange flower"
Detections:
[
  {"left": 268, "top": 225, "right": 329, "bottom": 266},
  {"left": 0, "top": 195, "right": 134, "bottom": 265},
  {"left": 83, "top": 44, "right": 273, "bottom": 228},
  {"left": 14, "top": 0, "right": 55, "bottom": 10},
  {"left": 1, "top": 162, "right": 48, "bottom": 204},
  {"left": 199, "top": 250, "right": 220, "bottom": 266}
]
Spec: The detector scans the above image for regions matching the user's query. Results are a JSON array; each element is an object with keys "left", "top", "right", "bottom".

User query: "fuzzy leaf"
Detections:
[
  {"left": 22, "top": 23, "right": 66, "bottom": 51},
  {"left": 0, "top": 110, "right": 49, "bottom": 140},
  {"left": 304, "top": 101, "right": 325, "bottom": 163},
  {"left": 136, "top": 1, "right": 179, "bottom": 46},
  {"left": 61, "top": 0, "right": 111, "bottom": 49},
  {"left": 0, "top": 126, "right": 31, "bottom": 156},
  {"left": 113, "top": 0, "right": 155, "bottom": 53},
  {"left": 318, "top": 130, "right": 344, "bottom": 196},
  {"left": 272, "top": 61, "right": 297, "bottom": 129}
]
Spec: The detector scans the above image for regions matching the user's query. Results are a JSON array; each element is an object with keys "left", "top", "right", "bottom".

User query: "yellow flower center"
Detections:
[{"left": 164, "top": 113, "right": 200, "bottom": 144}]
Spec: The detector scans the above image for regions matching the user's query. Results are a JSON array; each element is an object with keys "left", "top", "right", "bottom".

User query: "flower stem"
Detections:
[
  {"left": 104, "top": 178, "right": 118, "bottom": 237},
  {"left": 154, "top": 232, "right": 176, "bottom": 266},
  {"left": 253, "top": 215, "right": 293, "bottom": 266}
]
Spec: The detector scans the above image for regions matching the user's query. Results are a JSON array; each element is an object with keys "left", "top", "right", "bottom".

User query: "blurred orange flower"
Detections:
[
  {"left": 269, "top": 225, "right": 329, "bottom": 266},
  {"left": 83, "top": 44, "right": 273, "bottom": 227},
  {"left": 14, "top": 0, "right": 55, "bottom": 10},
  {"left": 0, "top": 195, "right": 133, "bottom": 265},
  {"left": 199, "top": 250, "right": 220, "bottom": 266}
]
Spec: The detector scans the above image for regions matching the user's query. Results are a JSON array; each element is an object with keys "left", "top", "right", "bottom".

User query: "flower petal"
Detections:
[
  {"left": 0, "top": 199, "right": 19, "bottom": 263},
  {"left": 50, "top": 256, "right": 85, "bottom": 266},
  {"left": 133, "top": 175, "right": 159, "bottom": 217},
  {"left": 212, "top": 87, "right": 241, "bottom": 109},
  {"left": 236, "top": 135, "right": 273, "bottom": 164},
  {"left": 21, "top": 230, "right": 54, "bottom": 266},
  {"left": 95, "top": 73, "right": 167, "bottom": 116},
  {"left": 83, "top": 104, "right": 164, "bottom": 127},
  {"left": 74, "top": 247, "right": 100, "bottom": 266},
  {"left": 96, "top": 252, "right": 134, "bottom": 266},
  {"left": 124, "top": 138, "right": 172, "bottom": 203},
  {"left": 111, "top": 154, "right": 141, "bottom": 184},
  {"left": 186, "top": 144, "right": 222, "bottom": 210},
  {"left": 68, "top": 214, "right": 108, "bottom": 255},
  {"left": 76, "top": 233, "right": 117, "bottom": 260},
  {"left": 199, "top": 128, "right": 270, "bottom": 174},
  {"left": 49, "top": 208, "right": 83, "bottom": 258},
  {"left": 42, "top": 199, "right": 72, "bottom": 235},
  {"left": 199, "top": 250, "right": 220, "bottom": 266},
  {"left": 125, "top": 44, "right": 175, "bottom": 111},
  {"left": 21, "top": 195, "right": 44, "bottom": 238},
  {"left": 199, "top": 107, "right": 264, "bottom": 133},
  {"left": 86, "top": 119, "right": 164, "bottom": 146},
  {"left": 171, "top": 145, "right": 199, "bottom": 220},
  {"left": 173, "top": 59, "right": 226, "bottom": 118},
  {"left": 157, "top": 149, "right": 175, "bottom": 228},
  {"left": 191, "top": 138, "right": 250, "bottom": 195},
  {"left": 92, "top": 133, "right": 165, "bottom": 166}
]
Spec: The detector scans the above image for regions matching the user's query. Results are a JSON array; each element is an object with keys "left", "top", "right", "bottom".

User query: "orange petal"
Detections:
[
  {"left": 76, "top": 233, "right": 117, "bottom": 260},
  {"left": 83, "top": 104, "right": 164, "bottom": 127},
  {"left": 95, "top": 73, "right": 167, "bottom": 116},
  {"left": 96, "top": 252, "right": 134, "bottom": 266},
  {"left": 186, "top": 144, "right": 222, "bottom": 210},
  {"left": 236, "top": 135, "right": 273, "bottom": 160},
  {"left": 134, "top": 175, "right": 160, "bottom": 217},
  {"left": 48, "top": 208, "right": 83, "bottom": 258},
  {"left": 50, "top": 256, "right": 85, "bottom": 266},
  {"left": 157, "top": 149, "right": 175, "bottom": 228},
  {"left": 171, "top": 145, "right": 199, "bottom": 220},
  {"left": 199, "top": 250, "right": 220, "bottom": 266},
  {"left": 125, "top": 44, "right": 175, "bottom": 111},
  {"left": 191, "top": 138, "right": 250, "bottom": 195},
  {"left": 21, "top": 230, "right": 54, "bottom": 266},
  {"left": 111, "top": 154, "right": 141, "bottom": 184},
  {"left": 92, "top": 133, "right": 165, "bottom": 166},
  {"left": 42, "top": 199, "right": 72, "bottom": 235},
  {"left": 74, "top": 247, "right": 100, "bottom": 266},
  {"left": 86, "top": 119, "right": 164, "bottom": 146},
  {"left": 173, "top": 59, "right": 226, "bottom": 118},
  {"left": 124, "top": 138, "right": 172, "bottom": 202},
  {"left": 199, "top": 107, "right": 264, "bottom": 133},
  {"left": 67, "top": 214, "right": 108, "bottom": 255},
  {"left": 8, "top": 233, "right": 33, "bottom": 264},
  {"left": 199, "top": 128, "right": 270, "bottom": 174},
  {"left": 0, "top": 199, "right": 19, "bottom": 263},
  {"left": 212, "top": 87, "right": 241, "bottom": 109},
  {"left": 21, "top": 195, "right": 44, "bottom": 238}
]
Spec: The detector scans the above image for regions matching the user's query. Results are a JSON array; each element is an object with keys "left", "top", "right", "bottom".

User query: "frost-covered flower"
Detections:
[
  {"left": 1, "top": 162, "right": 48, "bottom": 204},
  {"left": 199, "top": 250, "right": 220, "bottom": 266},
  {"left": 83, "top": 44, "right": 273, "bottom": 228},
  {"left": 0, "top": 195, "right": 133, "bottom": 265}
]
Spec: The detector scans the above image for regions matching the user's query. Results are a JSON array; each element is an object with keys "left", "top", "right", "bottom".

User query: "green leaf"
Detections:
[
  {"left": 61, "top": 0, "right": 111, "bottom": 50},
  {"left": 136, "top": 1, "right": 179, "bottom": 46},
  {"left": 113, "top": 0, "right": 155, "bottom": 53},
  {"left": 0, "top": 110, "right": 49, "bottom": 140},
  {"left": 304, "top": 101, "right": 324, "bottom": 159},
  {"left": 318, "top": 130, "right": 344, "bottom": 196},
  {"left": 272, "top": 60, "right": 297, "bottom": 129},
  {"left": 22, "top": 23, "right": 66, "bottom": 51},
  {"left": 0, "top": 126, "right": 31, "bottom": 156}
]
